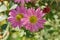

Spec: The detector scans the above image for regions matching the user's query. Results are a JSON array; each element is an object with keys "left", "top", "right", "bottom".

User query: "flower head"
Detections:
[
  {"left": 23, "top": 8, "right": 46, "bottom": 32},
  {"left": 14, "top": 0, "right": 30, "bottom": 6},
  {"left": 8, "top": 6, "right": 27, "bottom": 28}
]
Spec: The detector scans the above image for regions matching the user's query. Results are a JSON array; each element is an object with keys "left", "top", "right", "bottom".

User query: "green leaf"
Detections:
[
  {"left": 48, "top": 29, "right": 57, "bottom": 34},
  {"left": 0, "top": 5, "right": 7, "bottom": 12},
  {"left": 1, "top": 24, "right": 7, "bottom": 30},
  {"left": 9, "top": 4, "right": 17, "bottom": 10},
  {"left": 45, "top": 12, "right": 54, "bottom": 20},
  {"left": 0, "top": 15, "right": 7, "bottom": 21}
]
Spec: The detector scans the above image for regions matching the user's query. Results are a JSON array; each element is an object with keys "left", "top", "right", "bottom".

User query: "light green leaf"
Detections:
[
  {"left": 0, "top": 5, "right": 7, "bottom": 12},
  {"left": 0, "top": 15, "right": 7, "bottom": 21},
  {"left": 9, "top": 4, "right": 17, "bottom": 10}
]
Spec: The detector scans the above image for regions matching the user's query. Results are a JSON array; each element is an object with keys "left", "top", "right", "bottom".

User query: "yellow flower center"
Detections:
[
  {"left": 29, "top": 16, "right": 38, "bottom": 24},
  {"left": 16, "top": 14, "right": 24, "bottom": 21}
]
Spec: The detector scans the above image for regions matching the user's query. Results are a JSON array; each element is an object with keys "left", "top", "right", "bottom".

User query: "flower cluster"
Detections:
[
  {"left": 8, "top": 6, "right": 46, "bottom": 32},
  {"left": 8, "top": 0, "right": 47, "bottom": 32}
]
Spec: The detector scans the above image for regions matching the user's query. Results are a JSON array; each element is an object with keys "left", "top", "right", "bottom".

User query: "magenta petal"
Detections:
[
  {"left": 36, "top": 8, "right": 45, "bottom": 18},
  {"left": 27, "top": 8, "right": 34, "bottom": 16},
  {"left": 14, "top": 0, "right": 21, "bottom": 3},
  {"left": 8, "top": 17, "right": 18, "bottom": 27},
  {"left": 25, "top": 0, "right": 30, "bottom": 3},
  {"left": 9, "top": 10, "right": 17, "bottom": 17},
  {"left": 11, "top": 22, "right": 18, "bottom": 28},
  {"left": 8, "top": 17, "right": 15, "bottom": 23}
]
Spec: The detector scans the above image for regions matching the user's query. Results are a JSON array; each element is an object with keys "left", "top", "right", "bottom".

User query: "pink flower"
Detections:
[
  {"left": 8, "top": 6, "right": 27, "bottom": 28},
  {"left": 14, "top": 0, "right": 30, "bottom": 6},
  {"left": 23, "top": 8, "right": 46, "bottom": 32}
]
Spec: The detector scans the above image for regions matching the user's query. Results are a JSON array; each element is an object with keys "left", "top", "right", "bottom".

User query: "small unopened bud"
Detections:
[{"left": 43, "top": 6, "right": 50, "bottom": 13}]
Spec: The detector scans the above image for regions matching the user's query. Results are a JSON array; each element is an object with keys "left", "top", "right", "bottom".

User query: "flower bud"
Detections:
[{"left": 43, "top": 6, "right": 50, "bottom": 13}]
